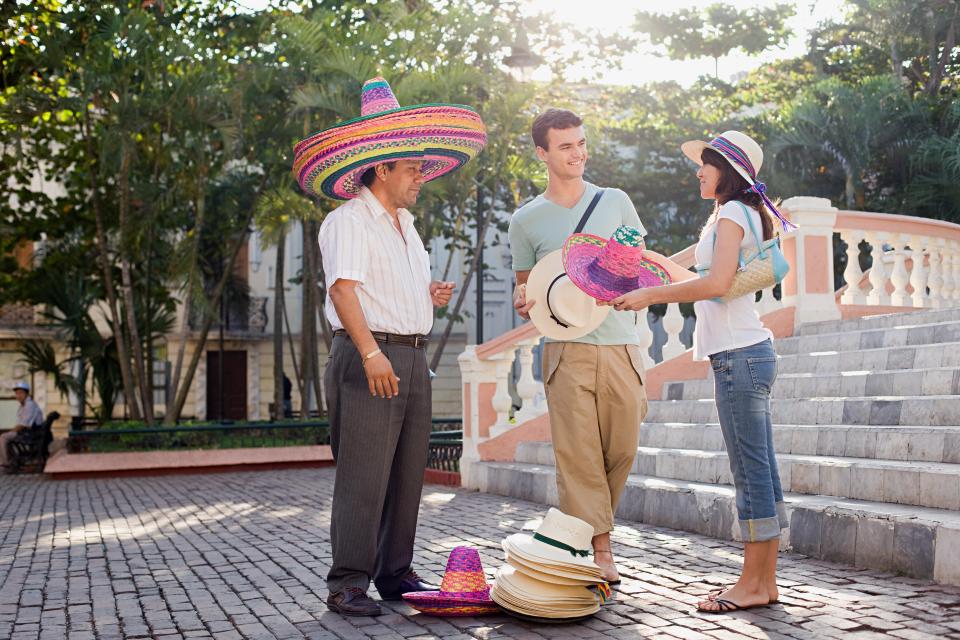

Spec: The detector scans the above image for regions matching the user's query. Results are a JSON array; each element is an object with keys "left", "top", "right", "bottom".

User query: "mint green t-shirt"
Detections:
[{"left": 508, "top": 182, "right": 647, "bottom": 345}]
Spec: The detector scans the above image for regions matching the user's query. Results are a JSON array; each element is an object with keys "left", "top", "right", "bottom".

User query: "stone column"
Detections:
[{"left": 780, "top": 197, "right": 841, "bottom": 326}]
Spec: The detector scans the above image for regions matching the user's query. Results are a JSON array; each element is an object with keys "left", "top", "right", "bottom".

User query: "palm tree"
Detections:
[{"left": 768, "top": 76, "right": 921, "bottom": 209}]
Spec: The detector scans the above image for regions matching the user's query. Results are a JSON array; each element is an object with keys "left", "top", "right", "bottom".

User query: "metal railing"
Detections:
[
  {"left": 67, "top": 421, "right": 331, "bottom": 454},
  {"left": 67, "top": 419, "right": 464, "bottom": 471}
]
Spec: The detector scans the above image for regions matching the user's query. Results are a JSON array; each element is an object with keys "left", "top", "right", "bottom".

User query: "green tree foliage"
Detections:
[{"left": 635, "top": 3, "right": 796, "bottom": 78}]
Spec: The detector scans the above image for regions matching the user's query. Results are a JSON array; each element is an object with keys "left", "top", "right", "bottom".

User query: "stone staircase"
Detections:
[{"left": 470, "top": 307, "right": 960, "bottom": 585}]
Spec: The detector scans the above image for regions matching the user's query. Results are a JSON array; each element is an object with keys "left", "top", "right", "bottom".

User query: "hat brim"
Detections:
[
  {"left": 490, "top": 586, "right": 600, "bottom": 619},
  {"left": 526, "top": 250, "right": 611, "bottom": 341},
  {"left": 504, "top": 551, "right": 605, "bottom": 585},
  {"left": 681, "top": 139, "right": 755, "bottom": 186},
  {"left": 402, "top": 589, "right": 494, "bottom": 605},
  {"left": 293, "top": 104, "right": 487, "bottom": 200},
  {"left": 502, "top": 533, "right": 603, "bottom": 571},
  {"left": 561, "top": 235, "right": 672, "bottom": 302}
]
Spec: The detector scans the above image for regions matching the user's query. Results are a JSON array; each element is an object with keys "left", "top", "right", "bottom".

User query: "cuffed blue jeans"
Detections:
[{"left": 710, "top": 339, "right": 787, "bottom": 542}]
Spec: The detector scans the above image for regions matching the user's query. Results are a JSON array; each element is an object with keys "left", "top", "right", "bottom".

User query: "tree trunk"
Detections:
[
  {"left": 845, "top": 171, "right": 856, "bottom": 209},
  {"left": 168, "top": 227, "right": 251, "bottom": 423},
  {"left": 273, "top": 230, "right": 286, "bottom": 419},
  {"left": 117, "top": 142, "right": 155, "bottom": 426},
  {"left": 299, "top": 220, "right": 316, "bottom": 420},
  {"left": 83, "top": 104, "right": 141, "bottom": 421},
  {"left": 429, "top": 184, "right": 498, "bottom": 371},
  {"left": 168, "top": 160, "right": 208, "bottom": 421},
  {"left": 928, "top": 17, "right": 956, "bottom": 96},
  {"left": 282, "top": 290, "right": 305, "bottom": 403}
]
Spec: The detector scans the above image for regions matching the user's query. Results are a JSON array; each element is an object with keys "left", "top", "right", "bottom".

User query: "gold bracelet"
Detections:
[{"left": 362, "top": 348, "right": 382, "bottom": 364}]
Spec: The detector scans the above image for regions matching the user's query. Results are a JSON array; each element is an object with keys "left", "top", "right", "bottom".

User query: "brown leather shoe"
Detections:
[{"left": 326, "top": 587, "right": 383, "bottom": 617}]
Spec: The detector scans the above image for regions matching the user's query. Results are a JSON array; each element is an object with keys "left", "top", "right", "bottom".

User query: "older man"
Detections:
[
  {"left": 292, "top": 76, "right": 486, "bottom": 616},
  {"left": 1, "top": 381, "right": 44, "bottom": 470}
]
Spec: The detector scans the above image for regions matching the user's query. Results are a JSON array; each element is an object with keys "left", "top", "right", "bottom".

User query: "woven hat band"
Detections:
[
  {"left": 532, "top": 533, "right": 591, "bottom": 558},
  {"left": 710, "top": 136, "right": 756, "bottom": 180}
]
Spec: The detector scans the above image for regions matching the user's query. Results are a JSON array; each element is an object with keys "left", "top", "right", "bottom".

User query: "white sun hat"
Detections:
[
  {"left": 525, "top": 250, "right": 610, "bottom": 340},
  {"left": 502, "top": 508, "right": 603, "bottom": 572}
]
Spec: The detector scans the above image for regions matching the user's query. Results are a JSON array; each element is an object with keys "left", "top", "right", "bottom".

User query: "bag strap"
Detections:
[
  {"left": 710, "top": 201, "right": 766, "bottom": 267},
  {"left": 573, "top": 189, "right": 605, "bottom": 234}
]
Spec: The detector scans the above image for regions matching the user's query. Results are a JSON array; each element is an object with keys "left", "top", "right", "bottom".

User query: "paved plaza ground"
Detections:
[{"left": 2, "top": 468, "right": 959, "bottom": 640}]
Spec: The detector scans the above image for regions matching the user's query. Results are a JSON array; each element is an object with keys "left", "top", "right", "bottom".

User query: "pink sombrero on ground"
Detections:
[
  {"left": 402, "top": 546, "right": 499, "bottom": 616},
  {"left": 562, "top": 225, "right": 672, "bottom": 302},
  {"left": 292, "top": 77, "right": 487, "bottom": 200}
]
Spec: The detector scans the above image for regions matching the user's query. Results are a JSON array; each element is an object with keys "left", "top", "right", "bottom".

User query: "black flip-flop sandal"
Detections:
[
  {"left": 697, "top": 598, "right": 774, "bottom": 614},
  {"left": 705, "top": 586, "right": 779, "bottom": 604}
]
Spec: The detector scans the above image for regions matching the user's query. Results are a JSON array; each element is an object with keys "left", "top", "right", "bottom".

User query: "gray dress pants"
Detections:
[{"left": 323, "top": 334, "right": 432, "bottom": 595}]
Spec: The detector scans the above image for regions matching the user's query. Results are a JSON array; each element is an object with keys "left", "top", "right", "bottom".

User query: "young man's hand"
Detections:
[{"left": 513, "top": 283, "right": 535, "bottom": 320}]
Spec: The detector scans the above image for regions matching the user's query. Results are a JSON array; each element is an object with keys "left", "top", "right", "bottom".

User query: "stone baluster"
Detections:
[
  {"left": 757, "top": 286, "right": 778, "bottom": 316},
  {"left": 489, "top": 348, "right": 518, "bottom": 438},
  {"left": 889, "top": 235, "right": 911, "bottom": 307},
  {"left": 940, "top": 243, "right": 955, "bottom": 305},
  {"left": 952, "top": 240, "right": 960, "bottom": 302},
  {"left": 660, "top": 303, "right": 686, "bottom": 362},
  {"left": 908, "top": 237, "right": 929, "bottom": 308},
  {"left": 513, "top": 336, "right": 544, "bottom": 424},
  {"left": 925, "top": 238, "right": 943, "bottom": 308},
  {"left": 636, "top": 311, "right": 656, "bottom": 370},
  {"left": 865, "top": 232, "right": 891, "bottom": 306},
  {"left": 840, "top": 229, "right": 866, "bottom": 304}
]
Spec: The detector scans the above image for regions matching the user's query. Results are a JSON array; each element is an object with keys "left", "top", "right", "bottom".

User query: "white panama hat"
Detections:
[{"left": 525, "top": 250, "right": 610, "bottom": 341}]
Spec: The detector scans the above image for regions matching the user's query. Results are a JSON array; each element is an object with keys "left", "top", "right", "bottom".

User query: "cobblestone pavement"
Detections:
[{"left": 2, "top": 469, "right": 960, "bottom": 640}]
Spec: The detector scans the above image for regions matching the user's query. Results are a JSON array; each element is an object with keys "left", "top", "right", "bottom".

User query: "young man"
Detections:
[
  {"left": 509, "top": 108, "right": 648, "bottom": 583},
  {"left": 292, "top": 77, "right": 486, "bottom": 616},
  {"left": 1, "top": 381, "right": 44, "bottom": 470}
]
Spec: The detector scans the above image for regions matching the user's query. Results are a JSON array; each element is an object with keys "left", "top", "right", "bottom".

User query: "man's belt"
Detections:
[{"left": 333, "top": 329, "right": 429, "bottom": 349}]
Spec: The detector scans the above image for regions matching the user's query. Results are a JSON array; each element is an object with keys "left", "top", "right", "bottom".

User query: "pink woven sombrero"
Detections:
[
  {"left": 292, "top": 77, "right": 487, "bottom": 200},
  {"left": 402, "top": 546, "right": 499, "bottom": 617},
  {"left": 562, "top": 225, "right": 672, "bottom": 302}
]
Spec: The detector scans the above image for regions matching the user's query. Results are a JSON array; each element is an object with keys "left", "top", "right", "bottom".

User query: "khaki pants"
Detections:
[{"left": 542, "top": 343, "right": 648, "bottom": 535}]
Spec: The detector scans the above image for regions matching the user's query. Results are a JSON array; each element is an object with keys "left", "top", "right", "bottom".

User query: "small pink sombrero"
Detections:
[
  {"left": 562, "top": 225, "right": 672, "bottom": 302},
  {"left": 402, "top": 546, "right": 499, "bottom": 617}
]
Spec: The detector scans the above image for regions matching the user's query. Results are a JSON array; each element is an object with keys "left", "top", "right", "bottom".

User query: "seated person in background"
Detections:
[{"left": 1, "top": 381, "right": 44, "bottom": 470}]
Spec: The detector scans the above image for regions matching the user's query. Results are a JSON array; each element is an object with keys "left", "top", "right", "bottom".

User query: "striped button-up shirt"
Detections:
[
  {"left": 16, "top": 397, "right": 43, "bottom": 428},
  {"left": 318, "top": 187, "right": 433, "bottom": 335}
]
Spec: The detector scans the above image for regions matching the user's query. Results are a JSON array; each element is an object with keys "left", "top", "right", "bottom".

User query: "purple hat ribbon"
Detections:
[{"left": 743, "top": 181, "right": 797, "bottom": 232}]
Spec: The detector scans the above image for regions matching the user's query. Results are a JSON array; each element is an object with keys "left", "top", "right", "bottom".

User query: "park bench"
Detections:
[{"left": 5, "top": 411, "right": 59, "bottom": 474}]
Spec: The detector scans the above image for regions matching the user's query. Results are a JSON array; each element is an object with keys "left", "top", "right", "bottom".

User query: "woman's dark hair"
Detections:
[{"left": 701, "top": 148, "right": 774, "bottom": 241}]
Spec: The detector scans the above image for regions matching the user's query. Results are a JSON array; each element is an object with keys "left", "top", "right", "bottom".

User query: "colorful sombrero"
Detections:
[
  {"left": 292, "top": 77, "right": 487, "bottom": 200},
  {"left": 562, "top": 225, "right": 672, "bottom": 302},
  {"left": 402, "top": 546, "right": 499, "bottom": 617}
]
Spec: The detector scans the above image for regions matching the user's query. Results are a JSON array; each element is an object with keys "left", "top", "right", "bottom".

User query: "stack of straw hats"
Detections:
[{"left": 491, "top": 508, "right": 611, "bottom": 621}]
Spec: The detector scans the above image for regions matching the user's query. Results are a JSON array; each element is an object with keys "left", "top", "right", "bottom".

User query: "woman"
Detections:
[{"left": 605, "top": 131, "right": 794, "bottom": 613}]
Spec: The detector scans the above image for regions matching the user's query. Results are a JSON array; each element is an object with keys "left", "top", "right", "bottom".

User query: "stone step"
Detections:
[
  {"left": 515, "top": 442, "right": 960, "bottom": 510},
  {"left": 775, "top": 317, "right": 960, "bottom": 356},
  {"left": 635, "top": 422, "right": 960, "bottom": 464},
  {"left": 665, "top": 367, "right": 960, "bottom": 401},
  {"left": 468, "top": 460, "right": 960, "bottom": 585},
  {"left": 645, "top": 395, "right": 960, "bottom": 427},
  {"left": 797, "top": 306, "right": 960, "bottom": 336},
  {"left": 776, "top": 341, "right": 960, "bottom": 374}
]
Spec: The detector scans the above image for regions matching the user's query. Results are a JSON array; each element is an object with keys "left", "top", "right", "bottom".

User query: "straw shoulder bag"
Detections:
[{"left": 695, "top": 201, "right": 790, "bottom": 303}]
